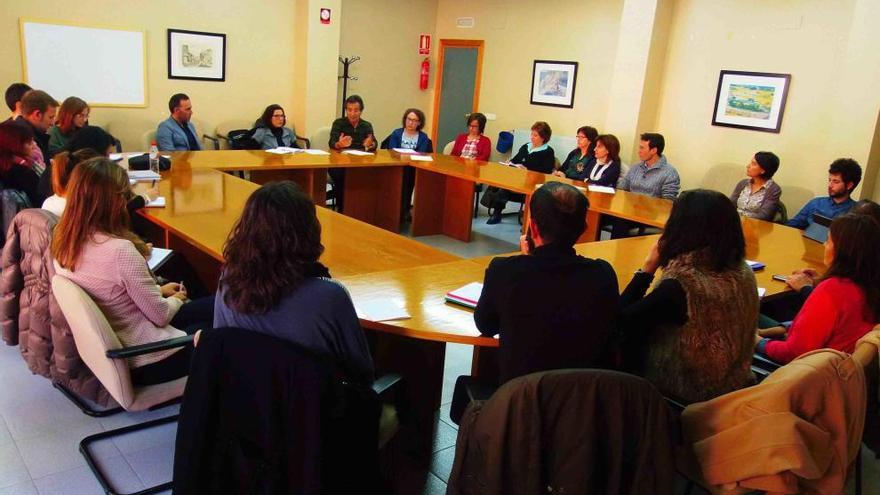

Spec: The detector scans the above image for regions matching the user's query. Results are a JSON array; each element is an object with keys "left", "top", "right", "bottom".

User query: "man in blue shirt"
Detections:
[
  {"left": 157, "top": 93, "right": 201, "bottom": 151},
  {"left": 787, "top": 158, "right": 861, "bottom": 229}
]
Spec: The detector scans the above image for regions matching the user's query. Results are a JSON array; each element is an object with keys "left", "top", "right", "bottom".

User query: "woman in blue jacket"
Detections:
[
  {"left": 252, "top": 104, "right": 298, "bottom": 150},
  {"left": 383, "top": 108, "right": 434, "bottom": 221}
]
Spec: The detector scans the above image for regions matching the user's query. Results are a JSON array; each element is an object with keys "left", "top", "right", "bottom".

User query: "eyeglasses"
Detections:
[
  {"left": 272, "top": 114, "right": 285, "bottom": 119},
  {"left": 406, "top": 117, "right": 421, "bottom": 123}
]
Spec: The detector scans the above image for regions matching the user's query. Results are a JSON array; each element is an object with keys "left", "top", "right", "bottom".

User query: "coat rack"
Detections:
[{"left": 338, "top": 56, "right": 360, "bottom": 117}]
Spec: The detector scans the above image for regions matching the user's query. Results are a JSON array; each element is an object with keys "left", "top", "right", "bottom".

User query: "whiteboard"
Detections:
[{"left": 20, "top": 19, "right": 147, "bottom": 107}]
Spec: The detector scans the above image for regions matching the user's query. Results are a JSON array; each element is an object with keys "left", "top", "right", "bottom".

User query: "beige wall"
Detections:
[
  {"left": 652, "top": 0, "right": 880, "bottom": 212},
  {"left": 338, "top": 0, "right": 438, "bottom": 143},
  {"left": 0, "top": 0, "right": 297, "bottom": 150},
  {"left": 433, "top": 0, "right": 624, "bottom": 146}
]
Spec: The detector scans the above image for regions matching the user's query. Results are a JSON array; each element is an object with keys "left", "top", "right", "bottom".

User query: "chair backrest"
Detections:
[
  {"left": 215, "top": 119, "right": 255, "bottom": 143},
  {"left": 310, "top": 126, "right": 331, "bottom": 152},
  {"left": 443, "top": 141, "right": 455, "bottom": 155},
  {"left": 773, "top": 201, "right": 788, "bottom": 224},
  {"left": 141, "top": 129, "right": 157, "bottom": 151},
  {"left": 51, "top": 275, "right": 134, "bottom": 409}
]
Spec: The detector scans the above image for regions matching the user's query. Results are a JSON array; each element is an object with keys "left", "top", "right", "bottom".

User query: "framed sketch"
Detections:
[
  {"left": 167, "top": 29, "right": 226, "bottom": 81},
  {"left": 530, "top": 60, "right": 578, "bottom": 108},
  {"left": 712, "top": 70, "right": 791, "bottom": 133}
]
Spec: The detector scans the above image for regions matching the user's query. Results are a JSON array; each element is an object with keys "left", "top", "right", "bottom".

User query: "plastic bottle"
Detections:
[{"left": 149, "top": 141, "right": 159, "bottom": 173}]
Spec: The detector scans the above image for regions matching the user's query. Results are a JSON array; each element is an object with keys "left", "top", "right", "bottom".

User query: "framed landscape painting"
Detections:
[
  {"left": 530, "top": 60, "right": 578, "bottom": 108},
  {"left": 712, "top": 70, "right": 791, "bottom": 133}
]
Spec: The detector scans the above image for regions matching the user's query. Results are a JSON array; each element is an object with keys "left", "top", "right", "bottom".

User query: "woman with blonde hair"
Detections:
[{"left": 52, "top": 157, "right": 212, "bottom": 385}]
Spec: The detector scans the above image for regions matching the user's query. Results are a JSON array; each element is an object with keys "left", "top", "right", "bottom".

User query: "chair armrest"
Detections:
[
  {"left": 295, "top": 135, "right": 311, "bottom": 149},
  {"left": 202, "top": 134, "right": 220, "bottom": 150},
  {"left": 752, "top": 353, "right": 782, "bottom": 372},
  {"left": 372, "top": 373, "right": 402, "bottom": 396},
  {"left": 106, "top": 334, "right": 194, "bottom": 359}
]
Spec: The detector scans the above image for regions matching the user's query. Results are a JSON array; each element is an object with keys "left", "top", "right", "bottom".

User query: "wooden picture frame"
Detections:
[
  {"left": 167, "top": 28, "right": 226, "bottom": 81},
  {"left": 711, "top": 70, "right": 791, "bottom": 133},
  {"left": 530, "top": 60, "right": 578, "bottom": 108}
]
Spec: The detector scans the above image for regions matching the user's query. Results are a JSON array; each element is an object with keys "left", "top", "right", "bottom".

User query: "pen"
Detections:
[
  {"left": 151, "top": 179, "right": 156, "bottom": 188},
  {"left": 179, "top": 280, "right": 185, "bottom": 294}
]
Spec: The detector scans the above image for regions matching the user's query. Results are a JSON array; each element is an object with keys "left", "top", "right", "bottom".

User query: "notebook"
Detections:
[
  {"left": 445, "top": 282, "right": 483, "bottom": 309},
  {"left": 803, "top": 213, "right": 832, "bottom": 243},
  {"left": 145, "top": 197, "right": 166, "bottom": 208},
  {"left": 746, "top": 260, "right": 765, "bottom": 271},
  {"left": 128, "top": 170, "right": 161, "bottom": 181},
  {"left": 147, "top": 247, "right": 174, "bottom": 271}
]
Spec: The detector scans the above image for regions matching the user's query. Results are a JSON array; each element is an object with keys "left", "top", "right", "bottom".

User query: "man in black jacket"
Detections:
[
  {"left": 14, "top": 89, "right": 57, "bottom": 168},
  {"left": 474, "top": 181, "right": 619, "bottom": 383}
]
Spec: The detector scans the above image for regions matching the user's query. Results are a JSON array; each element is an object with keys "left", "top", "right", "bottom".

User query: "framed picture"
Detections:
[
  {"left": 530, "top": 60, "right": 578, "bottom": 108},
  {"left": 711, "top": 70, "right": 791, "bottom": 133},
  {"left": 167, "top": 29, "right": 226, "bottom": 81}
]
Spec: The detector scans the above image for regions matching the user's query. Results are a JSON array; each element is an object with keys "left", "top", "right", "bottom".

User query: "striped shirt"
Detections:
[{"left": 618, "top": 155, "right": 680, "bottom": 200}]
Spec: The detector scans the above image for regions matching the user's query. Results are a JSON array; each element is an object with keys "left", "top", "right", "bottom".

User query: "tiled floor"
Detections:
[{"left": 2, "top": 208, "right": 878, "bottom": 494}]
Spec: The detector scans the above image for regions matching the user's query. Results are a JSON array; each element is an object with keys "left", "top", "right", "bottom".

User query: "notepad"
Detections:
[
  {"left": 109, "top": 153, "right": 124, "bottom": 162},
  {"left": 147, "top": 247, "right": 173, "bottom": 271},
  {"left": 303, "top": 149, "right": 330, "bottom": 155},
  {"left": 409, "top": 155, "right": 433, "bottom": 162},
  {"left": 356, "top": 300, "right": 411, "bottom": 322},
  {"left": 746, "top": 260, "right": 765, "bottom": 271},
  {"left": 445, "top": 282, "right": 483, "bottom": 309},
  {"left": 392, "top": 148, "right": 417, "bottom": 154},
  {"left": 342, "top": 149, "right": 374, "bottom": 156},
  {"left": 587, "top": 185, "right": 616, "bottom": 194},
  {"left": 128, "top": 170, "right": 161, "bottom": 181},
  {"left": 145, "top": 196, "right": 166, "bottom": 208}
]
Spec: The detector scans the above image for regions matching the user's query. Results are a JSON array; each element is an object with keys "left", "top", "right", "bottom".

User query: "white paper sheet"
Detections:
[
  {"left": 355, "top": 300, "right": 411, "bottom": 322},
  {"left": 409, "top": 155, "right": 433, "bottom": 162},
  {"left": 341, "top": 150, "right": 374, "bottom": 156},
  {"left": 587, "top": 185, "right": 616, "bottom": 194},
  {"left": 128, "top": 170, "right": 161, "bottom": 181},
  {"left": 147, "top": 247, "right": 173, "bottom": 271},
  {"left": 303, "top": 149, "right": 330, "bottom": 155},
  {"left": 392, "top": 148, "right": 417, "bottom": 154}
]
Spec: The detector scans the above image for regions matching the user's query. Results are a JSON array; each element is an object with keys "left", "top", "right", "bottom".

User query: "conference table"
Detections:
[
  {"left": 138, "top": 149, "right": 823, "bottom": 449},
  {"left": 168, "top": 149, "right": 672, "bottom": 243}
]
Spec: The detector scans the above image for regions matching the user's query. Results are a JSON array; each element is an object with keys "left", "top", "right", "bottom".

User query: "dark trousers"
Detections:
[
  {"left": 401, "top": 165, "right": 415, "bottom": 221},
  {"left": 329, "top": 167, "right": 345, "bottom": 211},
  {"left": 129, "top": 295, "right": 215, "bottom": 386}
]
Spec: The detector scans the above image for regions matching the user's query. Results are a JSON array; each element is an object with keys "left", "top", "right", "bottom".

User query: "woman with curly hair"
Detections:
[{"left": 213, "top": 181, "right": 373, "bottom": 385}]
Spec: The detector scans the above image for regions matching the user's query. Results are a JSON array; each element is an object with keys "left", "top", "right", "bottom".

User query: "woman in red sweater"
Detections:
[
  {"left": 756, "top": 213, "right": 880, "bottom": 363},
  {"left": 450, "top": 112, "right": 491, "bottom": 161}
]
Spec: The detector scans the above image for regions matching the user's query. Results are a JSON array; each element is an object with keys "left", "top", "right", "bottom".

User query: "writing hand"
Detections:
[
  {"left": 519, "top": 234, "right": 532, "bottom": 255},
  {"left": 160, "top": 282, "right": 181, "bottom": 297},
  {"left": 786, "top": 273, "right": 813, "bottom": 292},
  {"left": 363, "top": 134, "right": 375, "bottom": 150}
]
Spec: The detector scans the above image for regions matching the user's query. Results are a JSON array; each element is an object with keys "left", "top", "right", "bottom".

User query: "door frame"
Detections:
[{"left": 430, "top": 39, "right": 484, "bottom": 149}]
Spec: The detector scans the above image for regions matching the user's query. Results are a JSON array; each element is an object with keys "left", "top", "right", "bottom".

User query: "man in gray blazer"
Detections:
[{"left": 157, "top": 93, "right": 201, "bottom": 151}]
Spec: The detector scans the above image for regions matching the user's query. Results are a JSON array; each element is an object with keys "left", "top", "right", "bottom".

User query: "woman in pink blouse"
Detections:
[
  {"left": 52, "top": 157, "right": 213, "bottom": 385},
  {"left": 450, "top": 113, "right": 491, "bottom": 161}
]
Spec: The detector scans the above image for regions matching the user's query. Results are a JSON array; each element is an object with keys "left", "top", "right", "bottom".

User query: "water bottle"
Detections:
[{"left": 149, "top": 141, "right": 159, "bottom": 173}]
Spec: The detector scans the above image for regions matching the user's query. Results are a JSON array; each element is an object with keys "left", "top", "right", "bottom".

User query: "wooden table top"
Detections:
[
  {"left": 341, "top": 221, "right": 826, "bottom": 347},
  {"left": 167, "top": 150, "right": 674, "bottom": 228},
  {"left": 139, "top": 165, "right": 459, "bottom": 277}
]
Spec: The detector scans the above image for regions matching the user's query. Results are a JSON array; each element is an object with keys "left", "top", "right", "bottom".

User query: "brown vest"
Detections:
[{"left": 646, "top": 252, "right": 758, "bottom": 403}]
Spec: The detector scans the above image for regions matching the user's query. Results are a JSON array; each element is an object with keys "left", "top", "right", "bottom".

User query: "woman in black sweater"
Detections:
[{"left": 485, "top": 121, "right": 555, "bottom": 224}]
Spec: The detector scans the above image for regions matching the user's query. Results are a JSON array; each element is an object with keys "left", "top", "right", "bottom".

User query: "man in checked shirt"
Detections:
[{"left": 611, "top": 132, "right": 681, "bottom": 238}]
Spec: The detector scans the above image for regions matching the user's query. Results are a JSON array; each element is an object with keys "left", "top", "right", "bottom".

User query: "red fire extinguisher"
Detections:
[{"left": 420, "top": 58, "right": 430, "bottom": 90}]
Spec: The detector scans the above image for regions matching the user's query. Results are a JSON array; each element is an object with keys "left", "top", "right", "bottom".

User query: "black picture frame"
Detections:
[
  {"left": 711, "top": 70, "right": 791, "bottom": 133},
  {"left": 529, "top": 60, "right": 578, "bottom": 109},
  {"left": 167, "top": 28, "right": 227, "bottom": 82}
]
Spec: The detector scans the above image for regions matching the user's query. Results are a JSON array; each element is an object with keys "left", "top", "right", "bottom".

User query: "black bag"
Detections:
[
  {"left": 128, "top": 154, "right": 171, "bottom": 171},
  {"left": 228, "top": 128, "right": 261, "bottom": 150},
  {"left": 480, "top": 186, "right": 509, "bottom": 209}
]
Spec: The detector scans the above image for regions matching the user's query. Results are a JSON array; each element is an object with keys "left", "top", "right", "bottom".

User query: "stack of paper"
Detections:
[
  {"left": 445, "top": 282, "right": 483, "bottom": 309},
  {"left": 128, "top": 170, "right": 161, "bottom": 181},
  {"left": 265, "top": 147, "right": 302, "bottom": 154},
  {"left": 303, "top": 149, "right": 330, "bottom": 155},
  {"left": 392, "top": 148, "right": 417, "bottom": 154},
  {"left": 410, "top": 155, "right": 433, "bottom": 162},
  {"left": 587, "top": 185, "right": 616, "bottom": 194},
  {"left": 145, "top": 197, "right": 166, "bottom": 208},
  {"left": 341, "top": 149, "right": 374, "bottom": 156}
]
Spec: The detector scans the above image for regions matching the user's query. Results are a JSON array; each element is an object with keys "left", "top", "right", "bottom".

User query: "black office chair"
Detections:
[
  {"left": 773, "top": 201, "right": 789, "bottom": 224},
  {"left": 173, "top": 328, "right": 402, "bottom": 494}
]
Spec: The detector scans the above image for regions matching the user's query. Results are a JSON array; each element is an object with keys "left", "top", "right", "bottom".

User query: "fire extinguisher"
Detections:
[{"left": 420, "top": 57, "right": 430, "bottom": 90}]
